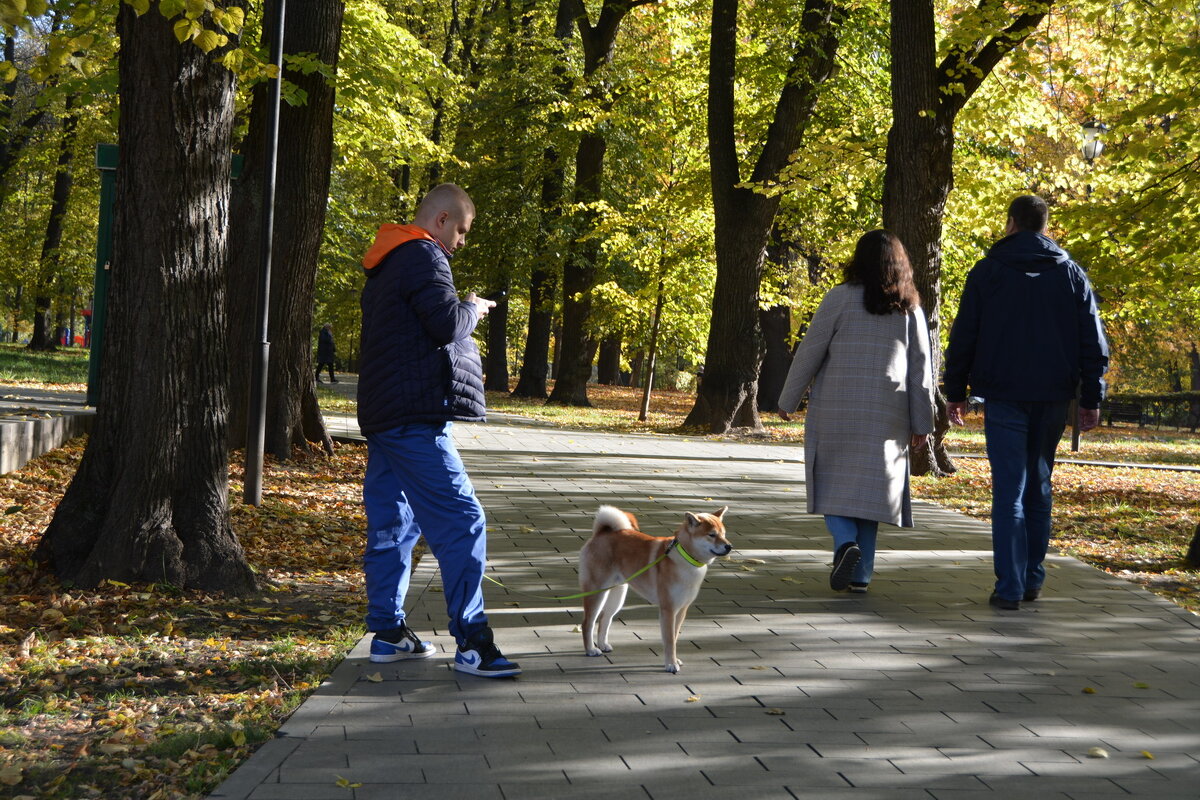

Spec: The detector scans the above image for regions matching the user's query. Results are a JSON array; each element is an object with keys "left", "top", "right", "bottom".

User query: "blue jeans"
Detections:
[
  {"left": 983, "top": 399, "right": 1069, "bottom": 601},
  {"left": 824, "top": 515, "right": 879, "bottom": 585},
  {"left": 363, "top": 422, "right": 489, "bottom": 645}
]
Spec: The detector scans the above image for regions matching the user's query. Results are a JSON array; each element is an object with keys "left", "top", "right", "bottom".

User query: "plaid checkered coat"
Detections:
[{"left": 778, "top": 284, "right": 936, "bottom": 527}]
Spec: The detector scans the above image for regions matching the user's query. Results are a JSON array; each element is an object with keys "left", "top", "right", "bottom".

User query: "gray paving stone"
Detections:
[{"left": 209, "top": 421, "right": 1200, "bottom": 800}]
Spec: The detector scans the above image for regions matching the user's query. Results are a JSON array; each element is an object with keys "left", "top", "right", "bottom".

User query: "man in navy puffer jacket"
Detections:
[
  {"left": 356, "top": 183, "right": 519, "bottom": 677},
  {"left": 944, "top": 195, "right": 1108, "bottom": 611}
]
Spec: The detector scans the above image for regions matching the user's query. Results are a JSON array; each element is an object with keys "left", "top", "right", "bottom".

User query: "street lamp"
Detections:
[{"left": 1081, "top": 120, "right": 1108, "bottom": 162}]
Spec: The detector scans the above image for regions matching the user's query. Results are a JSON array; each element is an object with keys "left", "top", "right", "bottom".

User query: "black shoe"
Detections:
[
  {"left": 331, "top": 379, "right": 339, "bottom": 383},
  {"left": 369, "top": 623, "right": 435, "bottom": 662},
  {"left": 454, "top": 628, "right": 521, "bottom": 677},
  {"left": 989, "top": 592, "right": 1020, "bottom": 610},
  {"left": 848, "top": 583, "right": 869, "bottom": 594},
  {"left": 1023, "top": 587, "right": 1041, "bottom": 602},
  {"left": 830, "top": 543, "right": 862, "bottom": 591}
]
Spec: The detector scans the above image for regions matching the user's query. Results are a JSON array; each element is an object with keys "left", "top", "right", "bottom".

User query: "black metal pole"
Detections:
[{"left": 244, "top": 0, "right": 286, "bottom": 506}]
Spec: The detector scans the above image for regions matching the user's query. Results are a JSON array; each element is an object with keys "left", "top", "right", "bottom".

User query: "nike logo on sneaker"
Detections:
[{"left": 458, "top": 650, "right": 482, "bottom": 667}]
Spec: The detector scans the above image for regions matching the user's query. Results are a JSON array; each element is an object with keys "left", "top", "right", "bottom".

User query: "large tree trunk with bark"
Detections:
[
  {"left": 686, "top": 0, "right": 841, "bottom": 432},
  {"left": 227, "top": 0, "right": 344, "bottom": 459},
  {"left": 882, "top": 0, "right": 954, "bottom": 475},
  {"left": 36, "top": 3, "right": 255, "bottom": 592},
  {"left": 882, "top": 0, "right": 1049, "bottom": 474}
]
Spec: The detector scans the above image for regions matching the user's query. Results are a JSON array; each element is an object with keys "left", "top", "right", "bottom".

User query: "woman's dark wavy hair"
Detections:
[{"left": 842, "top": 229, "right": 921, "bottom": 315}]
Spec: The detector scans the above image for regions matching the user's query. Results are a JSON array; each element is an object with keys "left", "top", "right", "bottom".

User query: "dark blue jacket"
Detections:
[
  {"left": 943, "top": 231, "right": 1109, "bottom": 408},
  {"left": 317, "top": 327, "right": 336, "bottom": 362},
  {"left": 356, "top": 236, "right": 486, "bottom": 432}
]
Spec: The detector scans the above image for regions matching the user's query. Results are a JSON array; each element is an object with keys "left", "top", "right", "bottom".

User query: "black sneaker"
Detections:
[
  {"left": 848, "top": 583, "right": 869, "bottom": 594},
  {"left": 830, "top": 542, "right": 862, "bottom": 591},
  {"left": 369, "top": 623, "right": 435, "bottom": 662},
  {"left": 454, "top": 628, "right": 521, "bottom": 677},
  {"left": 1023, "top": 586, "right": 1041, "bottom": 602},
  {"left": 988, "top": 592, "right": 1020, "bottom": 611}
]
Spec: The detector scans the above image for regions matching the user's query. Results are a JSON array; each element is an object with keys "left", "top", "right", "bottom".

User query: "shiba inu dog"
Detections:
[{"left": 579, "top": 505, "right": 732, "bottom": 673}]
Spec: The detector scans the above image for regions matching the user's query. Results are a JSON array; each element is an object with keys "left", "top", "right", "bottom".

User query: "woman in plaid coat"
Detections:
[{"left": 777, "top": 230, "right": 936, "bottom": 593}]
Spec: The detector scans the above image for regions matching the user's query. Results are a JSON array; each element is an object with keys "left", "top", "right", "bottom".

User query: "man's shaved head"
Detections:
[{"left": 415, "top": 183, "right": 475, "bottom": 226}]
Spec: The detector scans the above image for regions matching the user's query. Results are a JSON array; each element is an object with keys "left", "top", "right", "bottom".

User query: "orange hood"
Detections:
[{"left": 362, "top": 224, "right": 448, "bottom": 270}]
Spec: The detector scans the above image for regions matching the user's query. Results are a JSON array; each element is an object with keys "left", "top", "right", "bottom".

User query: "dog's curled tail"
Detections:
[{"left": 593, "top": 505, "right": 634, "bottom": 535}]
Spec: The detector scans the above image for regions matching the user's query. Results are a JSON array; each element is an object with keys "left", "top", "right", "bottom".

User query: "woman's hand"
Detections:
[{"left": 778, "top": 408, "right": 791, "bottom": 422}]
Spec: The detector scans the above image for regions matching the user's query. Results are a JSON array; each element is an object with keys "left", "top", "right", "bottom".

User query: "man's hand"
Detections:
[
  {"left": 777, "top": 408, "right": 791, "bottom": 422},
  {"left": 910, "top": 433, "right": 929, "bottom": 451},
  {"left": 465, "top": 292, "right": 496, "bottom": 319},
  {"left": 946, "top": 401, "right": 968, "bottom": 426},
  {"left": 1079, "top": 407, "right": 1100, "bottom": 433}
]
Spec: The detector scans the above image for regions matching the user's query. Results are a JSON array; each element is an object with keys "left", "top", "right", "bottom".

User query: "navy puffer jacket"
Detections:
[
  {"left": 356, "top": 235, "right": 486, "bottom": 432},
  {"left": 944, "top": 231, "right": 1109, "bottom": 408}
]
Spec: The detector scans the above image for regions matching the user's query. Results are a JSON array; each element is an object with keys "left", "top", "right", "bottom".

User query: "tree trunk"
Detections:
[
  {"left": 512, "top": 263, "right": 555, "bottom": 397},
  {"left": 758, "top": 304, "right": 792, "bottom": 413},
  {"left": 484, "top": 283, "right": 510, "bottom": 391},
  {"left": 597, "top": 334, "right": 621, "bottom": 384},
  {"left": 29, "top": 96, "right": 78, "bottom": 352},
  {"left": 512, "top": 0, "right": 573, "bottom": 400},
  {"left": 227, "top": 0, "right": 344, "bottom": 459},
  {"left": 546, "top": 0, "right": 645, "bottom": 406},
  {"left": 685, "top": 0, "right": 841, "bottom": 433},
  {"left": 882, "top": 0, "right": 1049, "bottom": 475},
  {"left": 36, "top": 3, "right": 255, "bottom": 592},
  {"left": 1189, "top": 344, "right": 1200, "bottom": 430}
]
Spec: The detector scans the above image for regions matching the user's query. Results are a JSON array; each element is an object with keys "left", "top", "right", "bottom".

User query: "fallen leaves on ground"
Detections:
[{"left": 0, "top": 440, "right": 372, "bottom": 799}]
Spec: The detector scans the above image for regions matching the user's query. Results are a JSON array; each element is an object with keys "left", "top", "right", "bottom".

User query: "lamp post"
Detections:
[
  {"left": 1081, "top": 120, "right": 1108, "bottom": 163},
  {"left": 1071, "top": 119, "right": 1107, "bottom": 451}
]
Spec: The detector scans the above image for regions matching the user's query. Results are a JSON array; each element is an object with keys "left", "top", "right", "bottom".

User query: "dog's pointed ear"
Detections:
[
  {"left": 685, "top": 512, "right": 701, "bottom": 529},
  {"left": 713, "top": 506, "right": 728, "bottom": 519}
]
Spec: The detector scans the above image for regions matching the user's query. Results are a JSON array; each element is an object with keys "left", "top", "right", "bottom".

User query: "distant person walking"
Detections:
[
  {"left": 778, "top": 230, "right": 936, "bottom": 593},
  {"left": 356, "top": 183, "right": 520, "bottom": 677},
  {"left": 316, "top": 323, "right": 338, "bottom": 383},
  {"left": 944, "top": 195, "right": 1109, "bottom": 611}
]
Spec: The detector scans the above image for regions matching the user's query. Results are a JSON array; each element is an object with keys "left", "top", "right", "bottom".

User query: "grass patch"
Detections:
[{"left": 0, "top": 342, "right": 89, "bottom": 388}]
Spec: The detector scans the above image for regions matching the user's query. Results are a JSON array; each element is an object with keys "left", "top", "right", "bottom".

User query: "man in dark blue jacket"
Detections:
[
  {"left": 356, "top": 183, "right": 519, "bottom": 677},
  {"left": 944, "top": 195, "right": 1109, "bottom": 611}
]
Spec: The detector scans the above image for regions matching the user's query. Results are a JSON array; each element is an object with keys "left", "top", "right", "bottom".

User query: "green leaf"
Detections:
[
  {"left": 173, "top": 18, "right": 196, "bottom": 43},
  {"left": 194, "top": 30, "right": 227, "bottom": 53}
]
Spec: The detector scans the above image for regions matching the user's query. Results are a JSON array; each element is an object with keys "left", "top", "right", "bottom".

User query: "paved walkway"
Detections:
[{"left": 210, "top": 419, "right": 1200, "bottom": 800}]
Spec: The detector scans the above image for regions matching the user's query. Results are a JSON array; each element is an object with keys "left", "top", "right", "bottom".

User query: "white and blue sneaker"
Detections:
[
  {"left": 369, "top": 624, "right": 435, "bottom": 663},
  {"left": 453, "top": 629, "right": 521, "bottom": 677}
]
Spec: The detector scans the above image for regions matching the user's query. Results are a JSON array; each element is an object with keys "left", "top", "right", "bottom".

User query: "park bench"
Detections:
[{"left": 1103, "top": 401, "right": 1144, "bottom": 427}]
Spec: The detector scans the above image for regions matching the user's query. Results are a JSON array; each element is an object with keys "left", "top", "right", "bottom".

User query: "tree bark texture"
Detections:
[
  {"left": 227, "top": 0, "right": 344, "bottom": 459},
  {"left": 29, "top": 96, "right": 78, "bottom": 352},
  {"left": 685, "top": 0, "right": 841, "bottom": 433},
  {"left": 36, "top": 3, "right": 255, "bottom": 592},
  {"left": 882, "top": 0, "right": 1049, "bottom": 474}
]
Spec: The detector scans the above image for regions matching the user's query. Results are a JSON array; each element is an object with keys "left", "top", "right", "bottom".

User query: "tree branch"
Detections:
[{"left": 937, "top": 0, "right": 1052, "bottom": 121}]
